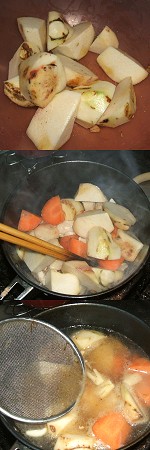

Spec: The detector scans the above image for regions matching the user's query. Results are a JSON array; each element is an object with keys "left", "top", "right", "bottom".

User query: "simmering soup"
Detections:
[{"left": 16, "top": 327, "right": 150, "bottom": 450}]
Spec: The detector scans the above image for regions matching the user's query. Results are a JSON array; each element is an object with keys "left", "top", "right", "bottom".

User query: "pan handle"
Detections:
[
  {"left": 0, "top": 276, "right": 34, "bottom": 303},
  {"left": 10, "top": 440, "right": 29, "bottom": 450}
]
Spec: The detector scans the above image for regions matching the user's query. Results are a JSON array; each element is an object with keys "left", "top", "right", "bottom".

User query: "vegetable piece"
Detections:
[
  {"left": 60, "top": 235, "right": 78, "bottom": 251},
  {"left": 74, "top": 81, "right": 115, "bottom": 128},
  {"left": 26, "top": 89, "right": 81, "bottom": 150},
  {"left": 54, "top": 435, "right": 96, "bottom": 450},
  {"left": 98, "top": 77, "right": 136, "bottom": 127},
  {"left": 18, "top": 209, "right": 42, "bottom": 231},
  {"left": 121, "top": 383, "right": 147, "bottom": 424},
  {"left": 45, "top": 270, "right": 81, "bottom": 295},
  {"left": 41, "top": 196, "right": 65, "bottom": 225},
  {"left": 115, "top": 230, "right": 143, "bottom": 262},
  {"left": 57, "top": 220, "right": 74, "bottom": 237},
  {"left": 8, "top": 41, "right": 40, "bottom": 79},
  {"left": 92, "top": 412, "right": 131, "bottom": 450},
  {"left": 24, "top": 252, "right": 54, "bottom": 273},
  {"left": 26, "top": 428, "right": 47, "bottom": 438},
  {"left": 4, "top": 76, "right": 34, "bottom": 107},
  {"left": 53, "top": 22, "right": 95, "bottom": 60},
  {"left": 87, "top": 226, "right": 110, "bottom": 259},
  {"left": 61, "top": 200, "right": 76, "bottom": 220},
  {"left": 19, "top": 52, "right": 66, "bottom": 108},
  {"left": 128, "top": 357, "right": 150, "bottom": 374},
  {"left": 47, "top": 11, "right": 73, "bottom": 51},
  {"left": 90, "top": 25, "right": 119, "bottom": 54},
  {"left": 69, "top": 238, "right": 87, "bottom": 258},
  {"left": 71, "top": 330, "right": 106, "bottom": 351},
  {"left": 97, "top": 378, "right": 115, "bottom": 398},
  {"left": 62, "top": 199, "right": 84, "bottom": 215},
  {"left": 17, "top": 17, "right": 46, "bottom": 51},
  {"left": 99, "top": 269, "right": 115, "bottom": 287},
  {"left": 33, "top": 223, "right": 59, "bottom": 241},
  {"left": 62, "top": 260, "right": 102, "bottom": 293},
  {"left": 135, "top": 375, "right": 150, "bottom": 406},
  {"left": 97, "top": 47, "right": 148, "bottom": 85},
  {"left": 98, "top": 257, "right": 124, "bottom": 271},
  {"left": 47, "top": 409, "right": 77, "bottom": 437},
  {"left": 73, "top": 210, "right": 114, "bottom": 239},
  {"left": 74, "top": 183, "right": 107, "bottom": 202},
  {"left": 55, "top": 54, "right": 98, "bottom": 87}
]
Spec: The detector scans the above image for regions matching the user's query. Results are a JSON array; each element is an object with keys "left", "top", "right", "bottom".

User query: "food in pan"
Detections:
[
  {"left": 3, "top": 11, "right": 148, "bottom": 150},
  {"left": 16, "top": 182, "right": 144, "bottom": 296},
  {"left": 16, "top": 328, "right": 150, "bottom": 450}
]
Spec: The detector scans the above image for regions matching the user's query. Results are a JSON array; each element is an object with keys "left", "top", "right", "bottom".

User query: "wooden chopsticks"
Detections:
[{"left": 0, "top": 223, "right": 72, "bottom": 262}]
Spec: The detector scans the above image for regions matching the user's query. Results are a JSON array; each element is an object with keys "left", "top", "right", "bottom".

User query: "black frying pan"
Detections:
[
  {"left": 1, "top": 160, "right": 150, "bottom": 301},
  {"left": 1, "top": 303, "right": 150, "bottom": 450}
]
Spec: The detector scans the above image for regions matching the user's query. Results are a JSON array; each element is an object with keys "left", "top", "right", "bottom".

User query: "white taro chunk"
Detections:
[
  {"left": 8, "top": 41, "right": 41, "bottom": 79},
  {"left": 62, "top": 261, "right": 102, "bottom": 293},
  {"left": 114, "top": 230, "right": 144, "bottom": 262},
  {"left": 97, "top": 47, "right": 148, "bottom": 85},
  {"left": 73, "top": 210, "right": 114, "bottom": 239},
  {"left": 4, "top": 76, "right": 34, "bottom": 107},
  {"left": 26, "top": 90, "right": 81, "bottom": 150},
  {"left": 103, "top": 200, "right": 136, "bottom": 226},
  {"left": 75, "top": 81, "right": 115, "bottom": 129},
  {"left": 53, "top": 54, "right": 98, "bottom": 87},
  {"left": 74, "top": 183, "right": 107, "bottom": 203},
  {"left": 90, "top": 25, "right": 119, "bottom": 54},
  {"left": 53, "top": 22, "right": 95, "bottom": 60},
  {"left": 19, "top": 52, "right": 66, "bottom": 108},
  {"left": 98, "top": 77, "right": 136, "bottom": 128},
  {"left": 44, "top": 269, "right": 81, "bottom": 295},
  {"left": 47, "top": 11, "right": 73, "bottom": 51},
  {"left": 17, "top": 17, "right": 46, "bottom": 51},
  {"left": 71, "top": 329, "right": 106, "bottom": 351}
]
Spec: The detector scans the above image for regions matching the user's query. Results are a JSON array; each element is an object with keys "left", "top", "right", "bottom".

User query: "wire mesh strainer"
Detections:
[{"left": 0, "top": 318, "right": 85, "bottom": 424}]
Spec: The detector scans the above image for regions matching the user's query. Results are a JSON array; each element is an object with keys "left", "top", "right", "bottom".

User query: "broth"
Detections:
[{"left": 16, "top": 327, "right": 150, "bottom": 450}]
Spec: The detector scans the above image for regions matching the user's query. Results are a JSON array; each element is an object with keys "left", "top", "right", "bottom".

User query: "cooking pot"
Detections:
[
  {"left": 1, "top": 303, "right": 150, "bottom": 450},
  {"left": 1, "top": 160, "right": 150, "bottom": 307}
]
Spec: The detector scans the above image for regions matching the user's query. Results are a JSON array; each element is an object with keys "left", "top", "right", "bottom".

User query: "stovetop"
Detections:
[{"left": 0, "top": 150, "right": 150, "bottom": 450}]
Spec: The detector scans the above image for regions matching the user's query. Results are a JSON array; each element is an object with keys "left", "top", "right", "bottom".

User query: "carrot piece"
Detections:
[
  {"left": 111, "top": 225, "right": 118, "bottom": 239},
  {"left": 60, "top": 235, "right": 78, "bottom": 251},
  {"left": 98, "top": 257, "right": 124, "bottom": 271},
  {"left": 135, "top": 375, "right": 150, "bottom": 406},
  {"left": 41, "top": 196, "right": 65, "bottom": 225},
  {"left": 69, "top": 238, "right": 87, "bottom": 258},
  {"left": 18, "top": 210, "right": 42, "bottom": 232},
  {"left": 92, "top": 412, "right": 131, "bottom": 450},
  {"left": 128, "top": 357, "right": 150, "bottom": 374}
]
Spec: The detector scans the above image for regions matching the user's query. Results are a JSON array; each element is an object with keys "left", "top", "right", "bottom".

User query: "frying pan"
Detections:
[
  {"left": 1, "top": 160, "right": 150, "bottom": 304},
  {"left": 1, "top": 303, "right": 150, "bottom": 450},
  {"left": 0, "top": 0, "right": 150, "bottom": 150}
]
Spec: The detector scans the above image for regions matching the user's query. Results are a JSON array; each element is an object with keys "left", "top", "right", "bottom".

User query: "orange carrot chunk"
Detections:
[
  {"left": 18, "top": 210, "right": 42, "bottom": 232},
  {"left": 69, "top": 238, "right": 87, "bottom": 258},
  {"left": 128, "top": 357, "right": 150, "bottom": 374},
  {"left": 135, "top": 375, "right": 150, "bottom": 406},
  {"left": 60, "top": 235, "right": 78, "bottom": 251},
  {"left": 41, "top": 196, "right": 65, "bottom": 225},
  {"left": 98, "top": 257, "right": 124, "bottom": 271},
  {"left": 92, "top": 412, "right": 131, "bottom": 450}
]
